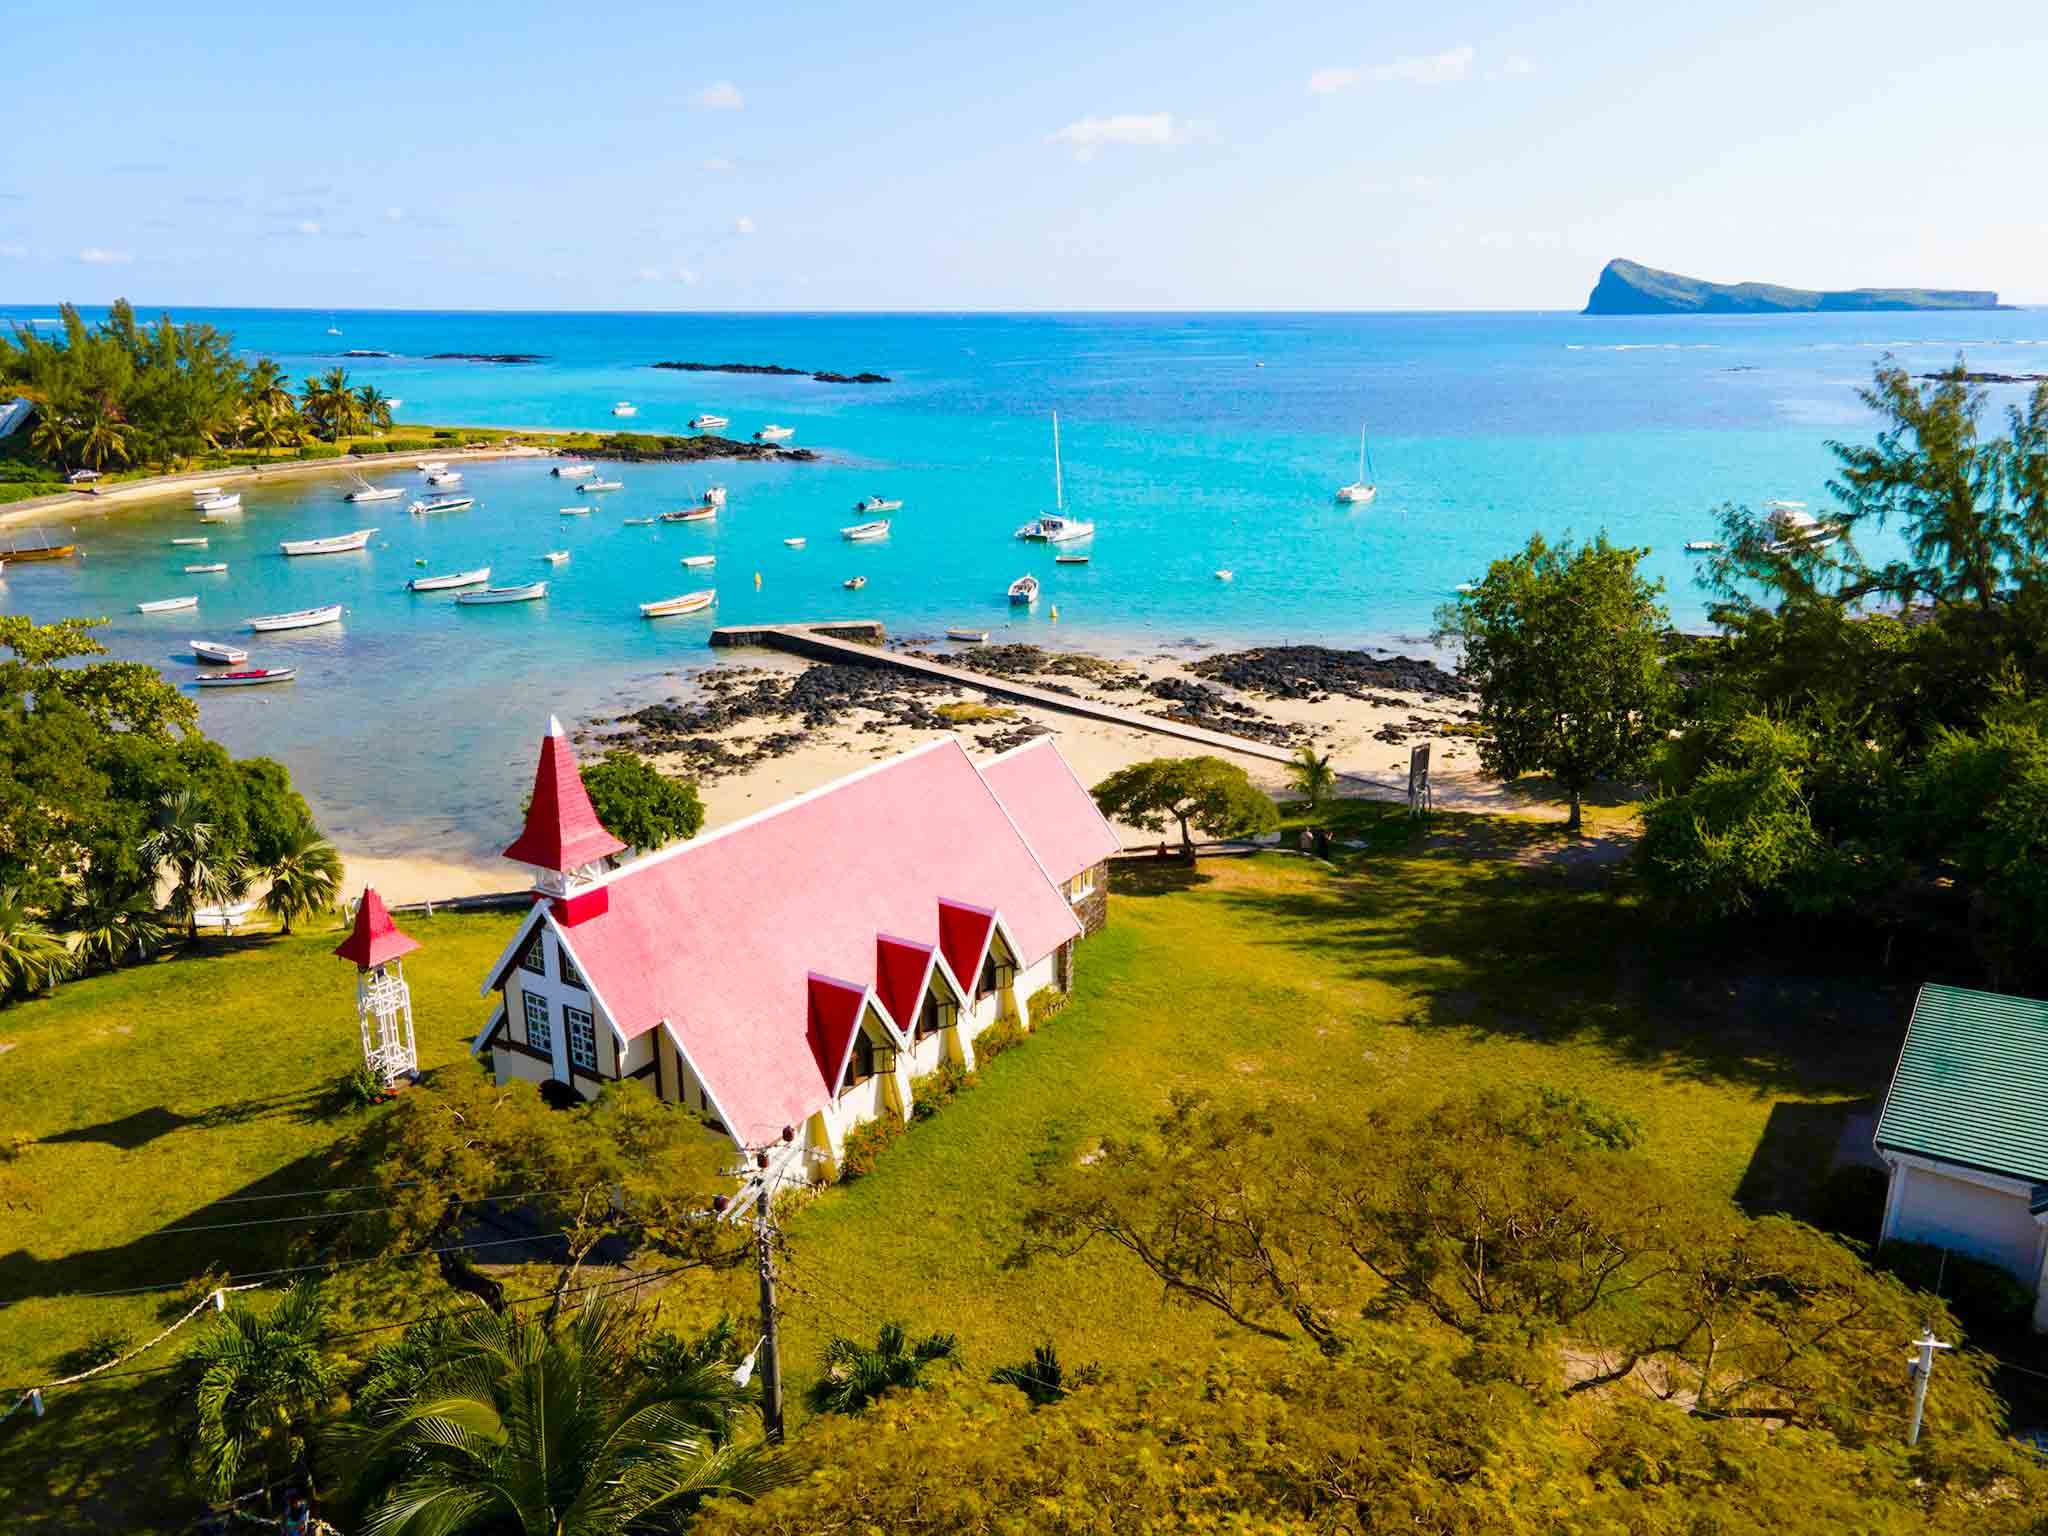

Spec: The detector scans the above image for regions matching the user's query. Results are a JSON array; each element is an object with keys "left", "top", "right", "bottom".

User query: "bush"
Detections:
[
  {"left": 295, "top": 443, "right": 343, "bottom": 461},
  {"left": 338, "top": 1063, "right": 392, "bottom": 1110},
  {"left": 1875, "top": 1238, "right": 2034, "bottom": 1334},
  {"left": 1025, "top": 985, "right": 1067, "bottom": 1029},
  {"left": 839, "top": 1108, "right": 905, "bottom": 1182},
  {"left": 910, "top": 1059, "right": 979, "bottom": 1122},
  {"left": 55, "top": 1329, "right": 132, "bottom": 1376},
  {"left": 974, "top": 1016, "right": 1026, "bottom": 1063}
]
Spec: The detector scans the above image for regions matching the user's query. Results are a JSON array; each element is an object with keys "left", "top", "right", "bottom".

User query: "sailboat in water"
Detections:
[
  {"left": 1014, "top": 411, "right": 1095, "bottom": 542},
  {"left": 1337, "top": 422, "right": 1377, "bottom": 504}
]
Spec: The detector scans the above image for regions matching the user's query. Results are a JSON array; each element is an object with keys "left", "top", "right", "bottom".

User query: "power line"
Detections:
[{"left": 150, "top": 1181, "right": 596, "bottom": 1238}]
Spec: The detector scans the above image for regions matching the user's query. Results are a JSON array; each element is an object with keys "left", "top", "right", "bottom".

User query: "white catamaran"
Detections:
[
  {"left": 1014, "top": 411, "right": 1095, "bottom": 542},
  {"left": 1337, "top": 423, "right": 1377, "bottom": 504}
]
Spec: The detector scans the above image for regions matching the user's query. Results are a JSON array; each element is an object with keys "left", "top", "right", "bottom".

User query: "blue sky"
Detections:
[{"left": 3, "top": 0, "right": 2042, "bottom": 310}]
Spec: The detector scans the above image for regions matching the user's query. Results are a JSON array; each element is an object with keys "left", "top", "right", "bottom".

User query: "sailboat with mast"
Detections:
[
  {"left": 1337, "top": 422, "right": 1377, "bottom": 504},
  {"left": 1014, "top": 411, "right": 1095, "bottom": 542}
]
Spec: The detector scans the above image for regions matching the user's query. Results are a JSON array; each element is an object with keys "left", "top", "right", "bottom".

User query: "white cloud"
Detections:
[
  {"left": 701, "top": 157, "right": 734, "bottom": 172},
  {"left": 296, "top": 219, "right": 321, "bottom": 235},
  {"left": 733, "top": 215, "right": 755, "bottom": 235},
  {"left": 1499, "top": 54, "right": 1534, "bottom": 77},
  {"left": 692, "top": 81, "right": 744, "bottom": 110},
  {"left": 383, "top": 206, "right": 404, "bottom": 223},
  {"left": 78, "top": 247, "right": 132, "bottom": 264},
  {"left": 1310, "top": 45, "right": 1475, "bottom": 93},
  {"left": 636, "top": 266, "right": 666, "bottom": 281},
  {"left": 1046, "top": 112, "right": 1192, "bottom": 162},
  {"left": 675, "top": 267, "right": 700, "bottom": 286},
  {"left": 0, "top": 243, "right": 25, "bottom": 259}
]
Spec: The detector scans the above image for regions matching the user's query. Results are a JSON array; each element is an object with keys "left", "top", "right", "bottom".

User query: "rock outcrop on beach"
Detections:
[
  {"left": 1582, "top": 258, "right": 2005, "bottom": 315},
  {"left": 1917, "top": 370, "right": 2047, "bottom": 385},
  {"left": 579, "top": 434, "right": 816, "bottom": 464},
  {"left": 1190, "top": 646, "right": 1471, "bottom": 704},
  {"left": 652, "top": 361, "right": 892, "bottom": 383}
]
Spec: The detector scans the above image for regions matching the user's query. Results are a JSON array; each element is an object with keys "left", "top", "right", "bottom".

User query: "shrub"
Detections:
[
  {"left": 839, "top": 1107, "right": 905, "bottom": 1181},
  {"left": 1875, "top": 1238, "right": 2034, "bottom": 1334},
  {"left": 974, "top": 1016, "right": 1026, "bottom": 1063},
  {"left": 1025, "top": 985, "right": 1067, "bottom": 1029},
  {"left": 910, "top": 1059, "right": 979, "bottom": 1121},
  {"left": 55, "top": 1329, "right": 132, "bottom": 1376},
  {"left": 991, "top": 1340, "right": 1103, "bottom": 1406},
  {"left": 338, "top": 1062, "right": 392, "bottom": 1110},
  {"left": 295, "top": 443, "right": 343, "bottom": 461}
]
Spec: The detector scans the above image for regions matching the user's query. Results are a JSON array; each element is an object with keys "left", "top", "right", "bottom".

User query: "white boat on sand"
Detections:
[
  {"left": 280, "top": 527, "right": 376, "bottom": 556},
  {"left": 457, "top": 581, "right": 548, "bottom": 606},
  {"left": 408, "top": 566, "right": 491, "bottom": 592},
  {"left": 138, "top": 595, "right": 198, "bottom": 614},
  {"left": 247, "top": 604, "right": 343, "bottom": 632},
  {"left": 197, "top": 667, "right": 296, "bottom": 688},
  {"left": 1008, "top": 574, "right": 1039, "bottom": 604},
  {"left": 640, "top": 589, "right": 717, "bottom": 618},
  {"left": 1337, "top": 422, "right": 1377, "bottom": 504},
  {"left": 190, "top": 640, "right": 248, "bottom": 664},
  {"left": 841, "top": 520, "right": 890, "bottom": 541}
]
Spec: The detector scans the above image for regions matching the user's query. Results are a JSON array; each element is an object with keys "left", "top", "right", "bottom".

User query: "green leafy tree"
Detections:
[
  {"left": 1090, "top": 756, "right": 1278, "bottom": 859},
  {"left": 332, "top": 1300, "right": 787, "bottom": 1533},
  {"left": 1435, "top": 532, "right": 1671, "bottom": 829},
  {"left": 578, "top": 748, "right": 704, "bottom": 852},
  {"left": 0, "top": 884, "right": 73, "bottom": 998},
  {"left": 181, "top": 1283, "right": 339, "bottom": 1506},
  {"left": 809, "top": 1322, "right": 960, "bottom": 1415},
  {"left": 259, "top": 819, "right": 343, "bottom": 936}
]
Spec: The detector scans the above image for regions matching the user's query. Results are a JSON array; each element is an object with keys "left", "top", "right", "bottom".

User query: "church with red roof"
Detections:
[{"left": 472, "top": 720, "right": 1121, "bottom": 1179}]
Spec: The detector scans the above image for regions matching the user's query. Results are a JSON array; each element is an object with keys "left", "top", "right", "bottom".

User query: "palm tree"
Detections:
[
  {"left": 140, "top": 789, "right": 237, "bottom": 941},
  {"left": 183, "top": 1283, "right": 338, "bottom": 1506},
  {"left": 74, "top": 396, "right": 133, "bottom": 470},
  {"left": 260, "top": 821, "right": 343, "bottom": 936},
  {"left": 990, "top": 1340, "right": 1103, "bottom": 1406},
  {"left": 244, "top": 358, "right": 295, "bottom": 416},
  {"left": 808, "top": 1321, "right": 959, "bottom": 1415},
  {"left": 1286, "top": 746, "right": 1337, "bottom": 818},
  {"left": 334, "top": 1300, "right": 787, "bottom": 1534},
  {"left": 355, "top": 384, "right": 394, "bottom": 434},
  {"left": 0, "top": 885, "right": 73, "bottom": 997},
  {"left": 61, "top": 873, "right": 169, "bottom": 972},
  {"left": 27, "top": 407, "right": 73, "bottom": 470}
]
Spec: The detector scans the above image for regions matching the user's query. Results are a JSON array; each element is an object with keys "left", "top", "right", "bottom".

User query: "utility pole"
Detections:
[
  {"left": 717, "top": 1126, "right": 802, "bottom": 1444},
  {"left": 1906, "top": 1326, "right": 1952, "bottom": 1446}
]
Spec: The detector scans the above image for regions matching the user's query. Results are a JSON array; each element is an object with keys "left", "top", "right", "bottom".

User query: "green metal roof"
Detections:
[{"left": 1876, "top": 984, "right": 2048, "bottom": 1183}]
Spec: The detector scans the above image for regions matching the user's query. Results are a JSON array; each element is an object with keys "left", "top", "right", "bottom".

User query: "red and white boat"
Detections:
[
  {"left": 639, "top": 589, "right": 717, "bottom": 618},
  {"left": 659, "top": 506, "right": 716, "bottom": 524},
  {"left": 196, "top": 667, "right": 297, "bottom": 688}
]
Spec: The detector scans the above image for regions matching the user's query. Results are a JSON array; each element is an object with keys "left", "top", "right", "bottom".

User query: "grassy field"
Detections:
[{"left": 0, "top": 808, "right": 1914, "bottom": 1528}]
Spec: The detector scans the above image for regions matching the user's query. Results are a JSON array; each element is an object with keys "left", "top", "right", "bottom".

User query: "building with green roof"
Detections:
[{"left": 1876, "top": 983, "right": 2048, "bottom": 1330}]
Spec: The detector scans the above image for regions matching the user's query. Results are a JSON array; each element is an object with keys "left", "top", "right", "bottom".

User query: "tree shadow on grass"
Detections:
[
  {"left": 1108, "top": 860, "right": 1214, "bottom": 900},
  {"left": 36, "top": 1089, "right": 327, "bottom": 1152}
]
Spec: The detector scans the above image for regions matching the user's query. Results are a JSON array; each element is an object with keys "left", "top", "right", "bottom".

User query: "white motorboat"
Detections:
[
  {"left": 844, "top": 575, "right": 867, "bottom": 590},
  {"left": 457, "top": 581, "right": 548, "bottom": 605},
  {"left": 184, "top": 562, "right": 228, "bottom": 573},
  {"left": 1684, "top": 540, "right": 1722, "bottom": 553},
  {"left": 280, "top": 527, "right": 377, "bottom": 556},
  {"left": 623, "top": 517, "right": 655, "bottom": 526},
  {"left": 854, "top": 495, "right": 902, "bottom": 513},
  {"left": 1055, "top": 553, "right": 1089, "bottom": 565},
  {"left": 680, "top": 554, "right": 716, "bottom": 568},
  {"left": 189, "top": 485, "right": 224, "bottom": 499},
  {"left": 783, "top": 536, "right": 806, "bottom": 547},
  {"left": 345, "top": 473, "right": 402, "bottom": 503},
  {"left": 1337, "top": 422, "right": 1377, "bottom": 504},
  {"left": 946, "top": 628, "right": 988, "bottom": 643},
  {"left": 408, "top": 565, "right": 491, "bottom": 592},
  {"left": 138, "top": 595, "right": 199, "bottom": 614},
  {"left": 1214, "top": 569, "right": 1234, "bottom": 581},
  {"left": 753, "top": 424, "right": 795, "bottom": 442},
  {"left": 841, "top": 520, "right": 890, "bottom": 541},
  {"left": 579, "top": 479, "right": 624, "bottom": 493},
  {"left": 246, "top": 603, "right": 343, "bottom": 632},
  {"left": 417, "top": 460, "right": 450, "bottom": 472},
  {"left": 660, "top": 506, "right": 715, "bottom": 524},
  {"left": 541, "top": 550, "right": 570, "bottom": 564},
  {"left": 197, "top": 666, "right": 296, "bottom": 687},
  {"left": 1764, "top": 499, "right": 1840, "bottom": 552},
  {"left": 171, "top": 536, "right": 209, "bottom": 546},
  {"left": 612, "top": 402, "right": 638, "bottom": 417},
  {"left": 190, "top": 640, "right": 248, "bottom": 664},
  {"left": 640, "top": 589, "right": 716, "bottom": 617},
  {"left": 689, "top": 414, "right": 729, "bottom": 430},
  {"left": 409, "top": 496, "right": 475, "bottom": 515},
  {"left": 552, "top": 462, "right": 596, "bottom": 477},
  {"left": 426, "top": 470, "right": 464, "bottom": 487},
  {"left": 198, "top": 493, "right": 242, "bottom": 513},
  {"left": 559, "top": 506, "right": 592, "bottom": 516},
  {"left": 1008, "top": 575, "right": 1039, "bottom": 604},
  {"left": 701, "top": 485, "right": 728, "bottom": 506}
]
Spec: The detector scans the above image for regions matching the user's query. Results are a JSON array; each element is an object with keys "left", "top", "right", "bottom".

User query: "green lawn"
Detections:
[{"left": 0, "top": 815, "right": 1907, "bottom": 1527}]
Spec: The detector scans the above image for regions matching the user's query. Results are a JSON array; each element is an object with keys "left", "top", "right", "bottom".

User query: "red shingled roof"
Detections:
[
  {"left": 978, "top": 737, "right": 1122, "bottom": 884},
  {"left": 333, "top": 887, "right": 421, "bottom": 969},
  {"left": 503, "top": 716, "right": 627, "bottom": 873},
  {"left": 539, "top": 739, "right": 1083, "bottom": 1144}
]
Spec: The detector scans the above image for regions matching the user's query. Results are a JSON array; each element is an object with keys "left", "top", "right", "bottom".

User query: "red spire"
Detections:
[
  {"left": 333, "top": 887, "right": 422, "bottom": 970},
  {"left": 503, "top": 715, "right": 628, "bottom": 874}
]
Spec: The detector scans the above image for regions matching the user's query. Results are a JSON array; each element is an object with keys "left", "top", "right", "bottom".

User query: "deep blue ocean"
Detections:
[{"left": 3, "top": 305, "right": 2043, "bottom": 857}]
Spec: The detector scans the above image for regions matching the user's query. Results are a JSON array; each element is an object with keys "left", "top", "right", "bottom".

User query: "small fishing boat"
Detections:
[
  {"left": 345, "top": 473, "right": 402, "bottom": 503},
  {"left": 1336, "top": 422, "right": 1377, "bottom": 504},
  {"left": 184, "top": 562, "right": 228, "bottom": 573},
  {"left": 408, "top": 565, "right": 491, "bottom": 592},
  {"left": 680, "top": 554, "right": 716, "bottom": 568},
  {"left": 753, "top": 424, "right": 795, "bottom": 442},
  {"left": 612, "top": 401, "right": 638, "bottom": 417},
  {"left": 198, "top": 493, "right": 243, "bottom": 513},
  {"left": 456, "top": 581, "right": 548, "bottom": 606},
  {"left": 1453, "top": 582, "right": 1477, "bottom": 594},
  {"left": 2, "top": 537, "right": 79, "bottom": 562},
  {"left": 1055, "top": 554, "right": 1090, "bottom": 565},
  {"left": 1214, "top": 569, "right": 1234, "bottom": 582},
  {"left": 659, "top": 506, "right": 715, "bottom": 524},
  {"left": 854, "top": 495, "right": 902, "bottom": 513},
  {"left": 559, "top": 506, "right": 592, "bottom": 516},
  {"left": 1008, "top": 575, "right": 1039, "bottom": 604},
  {"left": 417, "top": 460, "right": 450, "bottom": 472},
  {"left": 246, "top": 604, "right": 343, "bottom": 632},
  {"left": 841, "top": 520, "right": 890, "bottom": 541},
  {"left": 844, "top": 575, "right": 867, "bottom": 590},
  {"left": 408, "top": 496, "right": 475, "bottom": 516},
  {"left": 551, "top": 462, "right": 595, "bottom": 477},
  {"left": 541, "top": 550, "right": 570, "bottom": 564},
  {"left": 689, "top": 414, "right": 729, "bottom": 430},
  {"left": 280, "top": 527, "right": 376, "bottom": 557},
  {"left": 1684, "top": 540, "right": 1722, "bottom": 553},
  {"left": 623, "top": 517, "right": 655, "bottom": 526},
  {"left": 946, "top": 628, "right": 989, "bottom": 643},
  {"left": 190, "top": 640, "right": 248, "bottom": 664},
  {"left": 137, "top": 595, "right": 199, "bottom": 614},
  {"left": 188, "top": 485, "right": 225, "bottom": 501},
  {"left": 701, "top": 486, "right": 728, "bottom": 506},
  {"left": 171, "top": 536, "right": 209, "bottom": 546},
  {"left": 197, "top": 667, "right": 296, "bottom": 688},
  {"left": 579, "top": 479, "right": 624, "bottom": 493},
  {"left": 425, "top": 470, "right": 464, "bottom": 487},
  {"left": 783, "top": 536, "right": 806, "bottom": 547},
  {"left": 639, "top": 589, "right": 717, "bottom": 618}
]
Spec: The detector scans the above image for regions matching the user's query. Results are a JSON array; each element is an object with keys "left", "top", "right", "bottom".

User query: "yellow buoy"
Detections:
[
  {"left": 1049, "top": 604, "right": 1059, "bottom": 623},
  {"left": 753, "top": 570, "right": 762, "bottom": 589}
]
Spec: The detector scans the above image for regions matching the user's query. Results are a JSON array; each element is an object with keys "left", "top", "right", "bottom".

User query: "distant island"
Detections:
[
  {"left": 652, "top": 360, "right": 891, "bottom": 383},
  {"left": 427, "top": 351, "right": 547, "bottom": 364},
  {"left": 1583, "top": 258, "right": 2006, "bottom": 315}
]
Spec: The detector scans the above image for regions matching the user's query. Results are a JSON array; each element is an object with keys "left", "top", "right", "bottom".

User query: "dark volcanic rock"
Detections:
[
  {"left": 427, "top": 352, "right": 547, "bottom": 364},
  {"left": 1144, "top": 676, "right": 1297, "bottom": 745},
  {"left": 340, "top": 349, "right": 394, "bottom": 358},
  {"left": 576, "top": 434, "right": 815, "bottom": 464},
  {"left": 1917, "top": 370, "right": 2047, "bottom": 385},
  {"left": 651, "top": 361, "right": 892, "bottom": 384},
  {"left": 911, "top": 644, "right": 1140, "bottom": 689},
  {"left": 612, "top": 662, "right": 950, "bottom": 775},
  {"left": 1191, "top": 645, "right": 1471, "bottom": 703},
  {"left": 812, "top": 371, "right": 890, "bottom": 384}
]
